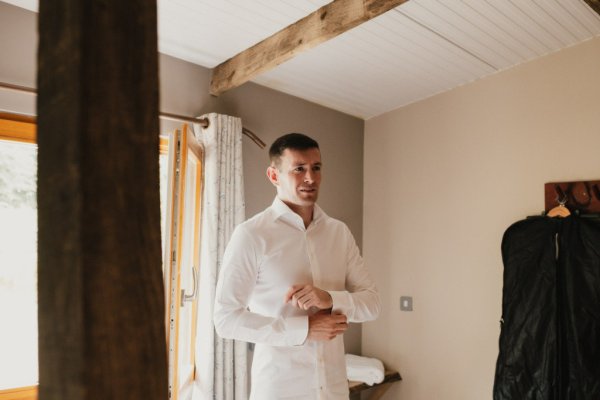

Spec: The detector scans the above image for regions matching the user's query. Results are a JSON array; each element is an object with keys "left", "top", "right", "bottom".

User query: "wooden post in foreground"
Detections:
[{"left": 37, "top": 1, "right": 167, "bottom": 399}]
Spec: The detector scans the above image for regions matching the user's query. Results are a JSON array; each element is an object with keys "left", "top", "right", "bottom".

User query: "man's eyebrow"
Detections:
[
  {"left": 292, "top": 161, "right": 321, "bottom": 165},
  {"left": 292, "top": 162, "right": 322, "bottom": 167}
]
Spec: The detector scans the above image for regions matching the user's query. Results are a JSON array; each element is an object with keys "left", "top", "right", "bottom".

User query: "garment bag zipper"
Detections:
[{"left": 554, "top": 229, "right": 562, "bottom": 399}]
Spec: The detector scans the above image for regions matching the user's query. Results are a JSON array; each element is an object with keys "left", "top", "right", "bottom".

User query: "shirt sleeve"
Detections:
[
  {"left": 213, "top": 225, "right": 309, "bottom": 346},
  {"left": 328, "top": 224, "right": 381, "bottom": 322}
]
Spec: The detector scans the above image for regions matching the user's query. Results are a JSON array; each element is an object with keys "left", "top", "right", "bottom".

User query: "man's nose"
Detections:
[{"left": 304, "top": 169, "right": 315, "bottom": 183}]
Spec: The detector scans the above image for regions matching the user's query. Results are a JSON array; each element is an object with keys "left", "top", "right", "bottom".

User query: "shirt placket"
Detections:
[{"left": 305, "top": 227, "right": 327, "bottom": 399}]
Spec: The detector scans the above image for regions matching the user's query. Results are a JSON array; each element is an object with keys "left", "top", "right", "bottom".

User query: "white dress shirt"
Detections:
[{"left": 214, "top": 197, "right": 380, "bottom": 400}]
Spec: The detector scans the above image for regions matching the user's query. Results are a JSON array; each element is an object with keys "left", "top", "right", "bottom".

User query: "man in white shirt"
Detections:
[{"left": 214, "top": 133, "right": 380, "bottom": 399}]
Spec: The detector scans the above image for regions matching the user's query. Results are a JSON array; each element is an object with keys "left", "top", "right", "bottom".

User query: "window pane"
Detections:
[
  {"left": 177, "top": 152, "right": 199, "bottom": 387},
  {"left": 159, "top": 153, "right": 168, "bottom": 263},
  {"left": 0, "top": 140, "right": 38, "bottom": 389}
]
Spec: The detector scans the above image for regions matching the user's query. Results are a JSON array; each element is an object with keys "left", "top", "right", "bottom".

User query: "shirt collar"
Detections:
[{"left": 270, "top": 197, "right": 325, "bottom": 228}]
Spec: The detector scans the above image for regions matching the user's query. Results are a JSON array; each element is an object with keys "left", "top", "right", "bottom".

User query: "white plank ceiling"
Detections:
[
  {"left": 4, "top": 0, "right": 600, "bottom": 119},
  {"left": 250, "top": 0, "right": 600, "bottom": 118}
]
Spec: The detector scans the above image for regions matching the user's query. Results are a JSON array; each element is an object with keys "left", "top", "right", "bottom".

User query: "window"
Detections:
[
  {"left": 0, "top": 116, "right": 37, "bottom": 400},
  {"left": 161, "top": 124, "right": 203, "bottom": 400},
  {"left": 0, "top": 116, "right": 202, "bottom": 400}
]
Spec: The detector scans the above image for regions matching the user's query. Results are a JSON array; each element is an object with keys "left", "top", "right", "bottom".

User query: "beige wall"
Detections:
[
  {"left": 0, "top": 1, "right": 365, "bottom": 354},
  {"left": 363, "top": 37, "right": 600, "bottom": 400},
  {"left": 0, "top": 2, "right": 36, "bottom": 114}
]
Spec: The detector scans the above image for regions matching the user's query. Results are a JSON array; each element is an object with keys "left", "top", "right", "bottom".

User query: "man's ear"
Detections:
[{"left": 266, "top": 166, "right": 279, "bottom": 187}]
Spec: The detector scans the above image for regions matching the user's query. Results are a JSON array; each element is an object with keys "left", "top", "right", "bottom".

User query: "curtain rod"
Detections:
[
  {"left": 0, "top": 80, "right": 266, "bottom": 149},
  {"left": 161, "top": 111, "right": 266, "bottom": 149}
]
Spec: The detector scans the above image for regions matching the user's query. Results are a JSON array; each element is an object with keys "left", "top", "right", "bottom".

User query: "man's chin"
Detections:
[
  {"left": 297, "top": 194, "right": 318, "bottom": 205},
  {"left": 301, "top": 198, "right": 318, "bottom": 206}
]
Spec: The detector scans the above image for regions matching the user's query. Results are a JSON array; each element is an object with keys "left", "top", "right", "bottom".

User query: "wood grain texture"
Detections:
[
  {"left": 545, "top": 180, "right": 600, "bottom": 214},
  {"left": 0, "top": 116, "right": 36, "bottom": 143},
  {"left": 37, "top": 1, "right": 167, "bottom": 399},
  {"left": 209, "top": 0, "right": 408, "bottom": 95},
  {"left": 0, "top": 386, "right": 37, "bottom": 400}
]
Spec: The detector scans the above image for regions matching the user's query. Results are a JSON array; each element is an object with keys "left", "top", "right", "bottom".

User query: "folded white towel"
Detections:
[{"left": 345, "top": 353, "right": 385, "bottom": 386}]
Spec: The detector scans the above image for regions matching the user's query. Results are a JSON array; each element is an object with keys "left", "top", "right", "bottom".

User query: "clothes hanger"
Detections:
[{"left": 546, "top": 195, "right": 571, "bottom": 218}]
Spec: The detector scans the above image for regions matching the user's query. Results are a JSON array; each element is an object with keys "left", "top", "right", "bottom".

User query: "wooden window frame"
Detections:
[
  {"left": 162, "top": 124, "right": 203, "bottom": 400},
  {"left": 0, "top": 113, "right": 36, "bottom": 144},
  {"left": 0, "top": 386, "right": 38, "bottom": 400}
]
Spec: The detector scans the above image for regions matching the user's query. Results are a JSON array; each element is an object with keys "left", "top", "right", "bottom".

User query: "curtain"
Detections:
[{"left": 192, "top": 113, "right": 248, "bottom": 400}]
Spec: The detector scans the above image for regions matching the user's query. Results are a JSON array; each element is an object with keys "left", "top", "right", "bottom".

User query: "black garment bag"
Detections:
[{"left": 494, "top": 215, "right": 600, "bottom": 400}]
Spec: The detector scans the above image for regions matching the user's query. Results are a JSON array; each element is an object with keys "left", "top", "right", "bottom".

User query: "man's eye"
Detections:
[
  {"left": 313, "top": 166, "right": 321, "bottom": 171},
  {"left": 294, "top": 167, "right": 304, "bottom": 172}
]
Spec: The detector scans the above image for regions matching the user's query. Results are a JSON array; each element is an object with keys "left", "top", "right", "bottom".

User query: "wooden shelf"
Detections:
[{"left": 349, "top": 369, "right": 402, "bottom": 399}]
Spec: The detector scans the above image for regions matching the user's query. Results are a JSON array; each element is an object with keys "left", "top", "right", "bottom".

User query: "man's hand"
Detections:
[
  {"left": 307, "top": 311, "right": 348, "bottom": 341},
  {"left": 284, "top": 284, "right": 333, "bottom": 310}
]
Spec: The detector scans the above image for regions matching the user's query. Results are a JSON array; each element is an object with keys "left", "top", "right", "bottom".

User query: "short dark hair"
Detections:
[{"left": 269, "top": 133, "right": 319, "bottom": 166}]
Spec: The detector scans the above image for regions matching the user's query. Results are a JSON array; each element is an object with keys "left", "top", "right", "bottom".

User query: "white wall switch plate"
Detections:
[{"left": 400, "top": 296, "right": 413, "bottom": 311}]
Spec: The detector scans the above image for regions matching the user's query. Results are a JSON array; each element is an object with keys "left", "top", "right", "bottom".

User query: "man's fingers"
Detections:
[
  {"left": 284, "top": 284, "right": 306, "bottom": 303},
  {"left": 283, "top": 286, "right": 299, "bottom": 303},
  {"left": 290, "top": 287, "right": 314, "bottom": 308},
  {"left": 284, "top": 284, "right": 316, "bottom": 304},
  {"left": 285, "top": 284, "right": 333, "bottom": 311},
  {"left": 307, "top": 312, "right": 349, "bottom": 341},
  {"left": 332, "top": 314, "right": 347, "bottom": 323},
  {"left": 296, "top": 292, "right": 318, "bottom": 310}
]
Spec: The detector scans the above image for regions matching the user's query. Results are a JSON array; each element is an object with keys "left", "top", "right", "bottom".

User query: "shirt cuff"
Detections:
[
  {"left": 328, "top": 290, "right": 353, "bottom": 315},
  {"left": 285, "top": 315, "right": 309, "bottom": 346}
]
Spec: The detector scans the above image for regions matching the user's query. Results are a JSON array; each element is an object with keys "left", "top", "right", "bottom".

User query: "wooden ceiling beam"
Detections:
[{"left": 209, "top": 0, "right": 408, "bottom": 96}]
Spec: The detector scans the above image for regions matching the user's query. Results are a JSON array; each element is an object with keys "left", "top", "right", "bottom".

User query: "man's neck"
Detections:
[{"left": 281, "top": 198, "right": 314, "bottom": 228}]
